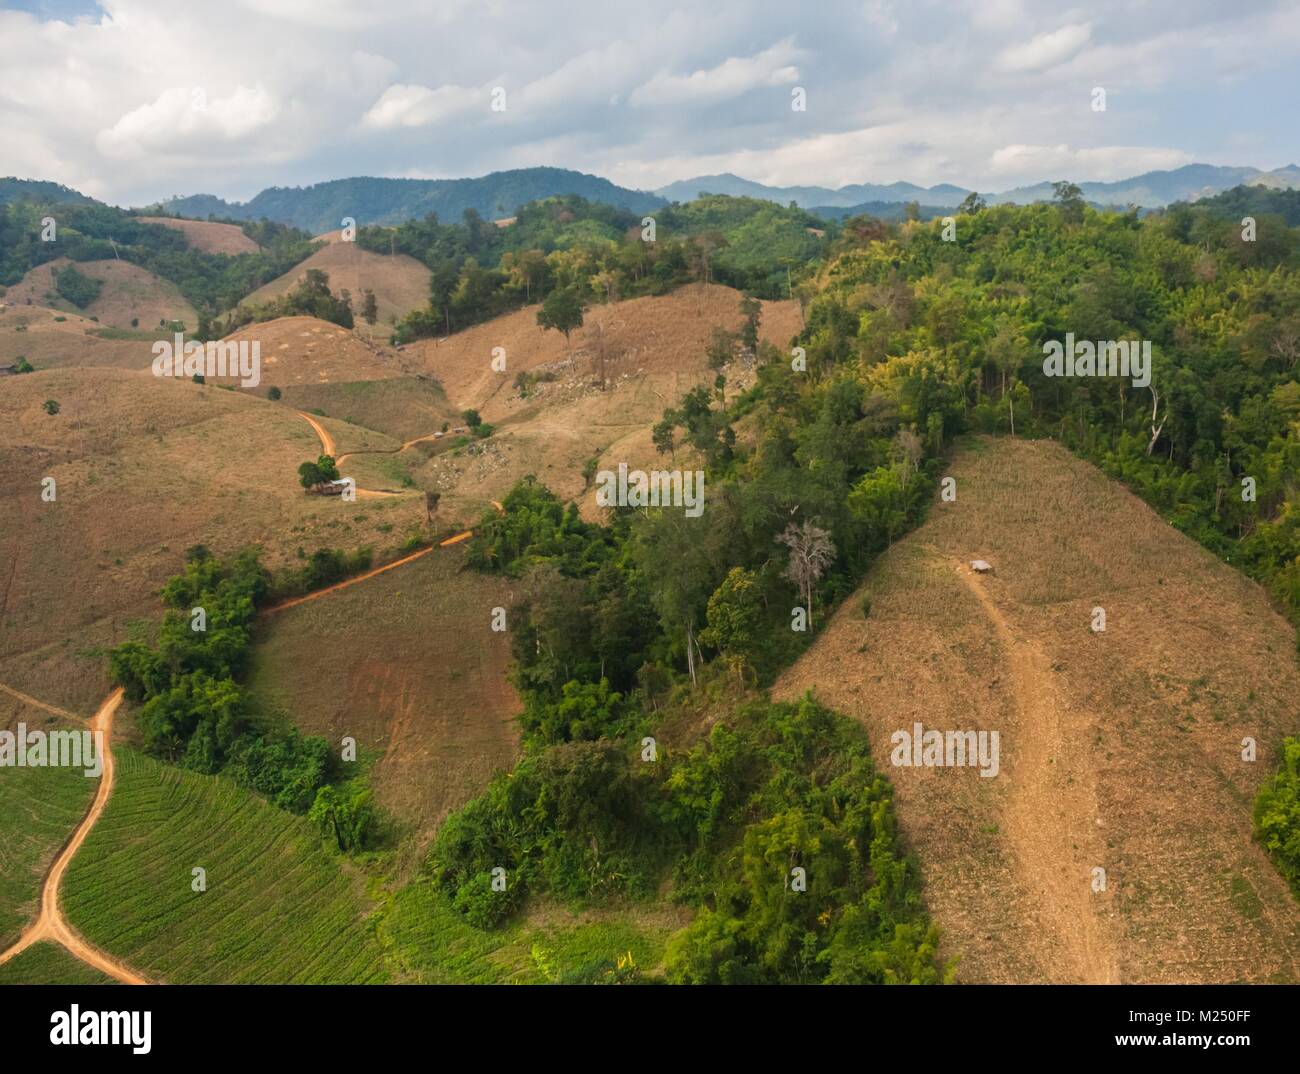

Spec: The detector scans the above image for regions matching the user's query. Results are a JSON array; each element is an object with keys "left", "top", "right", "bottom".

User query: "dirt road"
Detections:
[
  {"left": 951, "top": 560, "right": 1118, "bottom": 984},
  {"left": 262, "top": 546, "right": 438, "bottom": 616},
  {"left": 0, "top": 682, "right": 86, "bottom": 725},
  {"left": 0, "top": 687, "right": 149, "bottom": 984}
]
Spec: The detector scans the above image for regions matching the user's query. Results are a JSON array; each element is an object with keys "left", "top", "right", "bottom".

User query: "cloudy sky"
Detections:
[{"left": 3, "top": 0, "right": 1298, "bottom": 206}]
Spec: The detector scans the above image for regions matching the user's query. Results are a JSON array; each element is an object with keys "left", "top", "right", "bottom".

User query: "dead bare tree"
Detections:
[
  {"left": 1272, "top": 326, "right": 1300, "bottom": 370},
  {"left": 777, "top": 520, "right": 836, "bottom": 629},
  {"left": 1147, "top": 384, "right": 1167, "bottom": 457},
  {"left": 892, "top": 428, "right": 924, "bottom": 492}
]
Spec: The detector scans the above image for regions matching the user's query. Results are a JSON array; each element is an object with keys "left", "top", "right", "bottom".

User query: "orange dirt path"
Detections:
[
  {"left": 950, "top": 559, "right": 1118, "bottom": 984},
  {"left": 0, "top": 687, "right": 150, "bottom": 984},
  {"left": 0, "top": 682, "right": 86, "bottom": 725}
]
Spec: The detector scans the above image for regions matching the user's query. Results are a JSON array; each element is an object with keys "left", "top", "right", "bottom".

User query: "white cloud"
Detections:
[
  {"left": 97, "top": 85, "right": 280, "bottom": 158},
  {"left": 628, "top": 39, "right": 802, "bottom": 107},
  {"left": 995, "top": 22, "right": 1092, "bottom": 73},
  {"left": 361, "top": 83, "right": 483, "bottom": 129}
]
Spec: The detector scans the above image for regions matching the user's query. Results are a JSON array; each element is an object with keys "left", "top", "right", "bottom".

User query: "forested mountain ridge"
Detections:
[{"left": 155, "top": 168, "right": 666, "bottom": 234}]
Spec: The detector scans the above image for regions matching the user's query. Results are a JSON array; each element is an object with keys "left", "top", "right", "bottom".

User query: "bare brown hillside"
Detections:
[
  {"left": 408, "top": 282, "right": 801, "bottom": 420},
  {"left": 0, "top": 369, "right": 423, "bottom": 711},
  {"left": 401, "top": 284, "right": 802, "bottom": 522},
  {"left": 0, "top": 305, "right": 153, "bottom": 371},
  {"left": 243, "top": 244, "right": 431, "bottom": 334},
  {"left": 137, "top": 217, "right": 260, "bottom": 255},
  {"left": 246, "top": 545, "right": 521, "bottom": 865},
  {"left": 218, "top": 316, "right": 401, "bottom": 388},
  {"left": 775, "top": 436, "right": 1300, "bottom": 984},
  {"left": 4, "top": 259, "right": 196, "bottom": 331}
]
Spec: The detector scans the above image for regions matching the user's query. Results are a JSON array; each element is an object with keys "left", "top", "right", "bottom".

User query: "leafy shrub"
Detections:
[{"left": 1254, "top": 738, "right": 1300, "bottom": 897}]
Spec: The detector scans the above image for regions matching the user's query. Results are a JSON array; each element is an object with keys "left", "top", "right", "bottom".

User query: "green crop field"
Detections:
[
  {"left": 0, "top": 759, "right": 97, "bottom": 949},
  {"left": 0, "top": 941, "right": 115, "bottom": 985},
  {"left": 61, "top": 749, "right": 388, "bottom": 983},
  {"left": 375, "top": 879, "right": 678, "bottom": 984}
]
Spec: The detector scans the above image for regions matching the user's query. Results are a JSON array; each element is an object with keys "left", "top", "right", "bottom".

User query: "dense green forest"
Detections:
[
  {"left": 1190, "top": 184, "right": 1300, "bottom": 227},
  {"left": 0, "top": 199, "right": 319, "bottom": 317}
]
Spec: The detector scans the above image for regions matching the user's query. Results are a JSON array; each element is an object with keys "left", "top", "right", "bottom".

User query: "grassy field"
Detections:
[
  {"left": 0, "top": 756, "right": 97, "bottom": 949},
  {"left": 61, "top": 748, "right": 388, "bottom": 983},
  {"left": 776, "top": 435, "right": 1300, "bottom": 984},
  {"left": 376, "top": 879, "right": 681, "bottom": 983},
  {"left": 0, "top": 305, "right": 155, "bottom": 372},
  {"left": 0, "top": 941, "right": 116, "bottom": 985}
]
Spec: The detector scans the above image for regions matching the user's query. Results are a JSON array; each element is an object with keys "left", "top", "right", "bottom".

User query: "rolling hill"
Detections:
[
  {"left": 0, "top": 366, "right": 424, "bottom": 710},
  {"left": 659, "top": 164, "right": 1300, "bottom": 211},
  {"left": 3, "top": 258, "right": 197, "bottom": 331},
  {"left": 217, "top": 315, "right": 402, "bottom": 388},
  {"left": 241, "top": 243, "right": 432, "bottom": 335},
  {"left": 401, "top": 283, "right": 802, "bottom": 521}
]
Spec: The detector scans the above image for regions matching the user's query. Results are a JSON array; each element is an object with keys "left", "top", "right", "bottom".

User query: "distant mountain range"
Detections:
[
  {"left": 656, "top": 173, "right": 971, "bottom": 209},
  {"left": 655, "top": 164, "right": 1300, "bottom": 211},
  {"left": 8, "top": 162, "right": 1300, "bottom": 236},
  {"left": 150, "top": 168, "right": 665, "bottom": 235}
]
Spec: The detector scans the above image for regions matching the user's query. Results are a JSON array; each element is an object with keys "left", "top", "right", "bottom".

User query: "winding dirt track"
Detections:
[
  {"left": 0, "top": 682, "right": 86, "bottom": 726},
  {"left": 262, "top": 546, "right": 438, "bottom": 616},
  {"left": 950, "top": 560, "right": 1118, "bottom": 983},
  {"left": 297, "top": 409, "right": 446, "bottom": 466},
  {"left": 0, "top": 687, "right": 149, "bottom": 984}
]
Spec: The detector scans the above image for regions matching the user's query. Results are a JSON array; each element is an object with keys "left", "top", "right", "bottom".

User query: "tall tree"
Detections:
[{"left": 777, "top": 520, "right": 836, "bottom": 628}]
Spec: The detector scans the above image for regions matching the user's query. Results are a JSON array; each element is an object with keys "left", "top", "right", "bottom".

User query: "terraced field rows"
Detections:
[
  {"left": 62, "top": 749, "right": 387, "bottom": 983},
  {"left": 0, "top": 759, "right": 97, "bottom": 949},
  {"left": 0, "top": 940, "right": 116, "bottom": 985}
]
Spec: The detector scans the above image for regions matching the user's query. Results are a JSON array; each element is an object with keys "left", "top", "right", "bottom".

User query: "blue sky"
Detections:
[{"left": 1, "top": 0, "right": 1297, "bottom": 205}]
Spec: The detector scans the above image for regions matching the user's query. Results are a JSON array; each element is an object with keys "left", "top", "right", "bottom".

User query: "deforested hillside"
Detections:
[
  {"left": 776, "top": 436, "right": 1300, "bottom": 983},
  {"left": 0, "top": 368, "right": 424, "bottom": 710},
  {"left": 241, "top": 243, "right": 432, "bottom": 336},
  {"left": 0, "top": 305, "right": 156, "bottom": 372},
  {"left": 135, "top": 217, "right": 261, "bottom": 256},
  {"left": 216, "top": 315, "right": 401, "bottom": 388},
  {"left": 399, "top": 283, "right": 802, "bottom": 520}
]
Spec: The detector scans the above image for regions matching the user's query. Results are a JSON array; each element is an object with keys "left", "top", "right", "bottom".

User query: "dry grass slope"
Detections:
[
  {"left": 404, "top": 284, "right": 803, "bottom": 523},
  {"left": 246, "top": 545, "right": 521, "bottom": 866},
  {"left": 0, "top": 368, "right": 424, "bottom": 711},
  {"left": 775, "top": 436, "right": 1300, "bottom": 984},
  {"left": 243, "top": 244, "right": 432, "bottom": 340},
  {"left": 4, "top": 259, "right": 197, "bottom": 331},
  {"left": 136, "top": 217, "right": 260, "bottom": 255}
]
